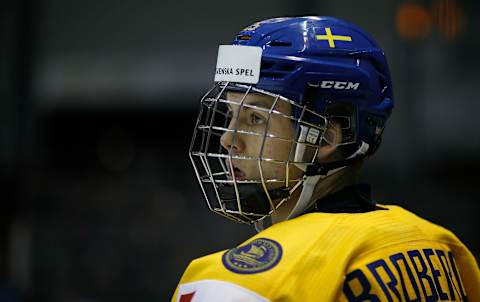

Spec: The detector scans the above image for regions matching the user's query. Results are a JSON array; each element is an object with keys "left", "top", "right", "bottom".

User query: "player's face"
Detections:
[{"left": 220, "top": 92, "right": 303, "bottom": 189}]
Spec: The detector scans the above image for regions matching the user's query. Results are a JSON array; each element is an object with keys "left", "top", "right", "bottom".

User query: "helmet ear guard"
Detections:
[
  {"left": 300, "top": 100, "right": 372, "bottom": 177},
  {"left": 292, "top": 83, "right": 361, "bottom": 174}
]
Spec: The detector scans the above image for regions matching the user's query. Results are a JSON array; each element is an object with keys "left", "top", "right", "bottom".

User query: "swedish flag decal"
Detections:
[{"left": 316, "top": 27, "right": 352, "bottom": 48}]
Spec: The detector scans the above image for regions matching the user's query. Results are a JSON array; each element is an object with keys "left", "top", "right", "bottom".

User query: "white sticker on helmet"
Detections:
[{"left": 214, "top": 45, "right": 262, "bottom": 84}]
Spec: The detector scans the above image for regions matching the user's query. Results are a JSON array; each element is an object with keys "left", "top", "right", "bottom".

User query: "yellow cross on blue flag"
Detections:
[{"left": 316, "top": 27, "right": 352, "bottom": 48}]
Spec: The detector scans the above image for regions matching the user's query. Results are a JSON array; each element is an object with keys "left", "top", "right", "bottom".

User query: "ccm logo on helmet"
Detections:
[{"left": 321, "top": 81, "right": 359, "bottom": 90}]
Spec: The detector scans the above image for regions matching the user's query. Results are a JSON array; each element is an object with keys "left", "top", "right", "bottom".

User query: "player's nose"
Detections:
[{"left": 220, "top": 124, "right": 245, "bottom": 153}]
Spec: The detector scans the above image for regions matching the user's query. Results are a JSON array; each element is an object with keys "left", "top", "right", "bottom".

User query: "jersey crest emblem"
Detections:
[{"left": 222, "top": 238, "right": 282, "bottom": 274}]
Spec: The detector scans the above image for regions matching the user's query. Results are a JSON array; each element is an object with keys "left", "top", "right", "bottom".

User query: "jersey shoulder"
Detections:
[
  {"left": 264, "top": 204, "right": 466, "bottom": 259},
  {"left": 172, "top": 205, "right": 479, "bottom": 302},
  {"left": 335, "top": 205, "right": 480, "bottom": 301},
  {"left": 171, "top": 212, "right": 354, "bottom": 301}
]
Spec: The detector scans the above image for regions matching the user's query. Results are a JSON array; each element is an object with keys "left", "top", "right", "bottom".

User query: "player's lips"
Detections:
[{"left": 228, "top": 165, "right": 246, "bottom": 180}]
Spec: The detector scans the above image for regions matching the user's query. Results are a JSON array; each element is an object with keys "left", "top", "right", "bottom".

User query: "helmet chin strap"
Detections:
[
  {"left": 286, "top": 169, "right": 340, "bottom": 220},
  {"left": 254, "top": 141, "right": 369, "bottom": 231},
  {"left": 287, "top": 141, "right": 370, "bottom": 220},
  {"left": 254, "top": 179, "right": 304, "bottom": 232}
]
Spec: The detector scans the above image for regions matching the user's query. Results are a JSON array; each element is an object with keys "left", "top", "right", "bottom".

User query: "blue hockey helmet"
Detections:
[
  {"left": 233, "top": 16, "right": 393, "bottom": 153},
  {"left": 189, "top": 16, "right": 394, "bottom": 224}
]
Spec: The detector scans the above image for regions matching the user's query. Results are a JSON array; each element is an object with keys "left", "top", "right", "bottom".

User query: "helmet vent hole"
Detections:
[
  {"left": 260, "top": 62, "right": 298, "bottom": 79},
  {"left": 261, "top": 61, "right": 275, "bottom": 70},
  {"left": 236, "top": 35, "right": 252, "bottom": 40},
  {"left": 277, "top": 64, "right": 298, "bottom": 72},
  {"left": 260, "top": 71, "right": 286, "bottom": 79},
  {"left": 267, "top": 40, "right": 292, "bottom": 47}
]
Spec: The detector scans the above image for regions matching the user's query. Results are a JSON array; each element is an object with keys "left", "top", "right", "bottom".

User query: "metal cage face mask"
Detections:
[{"left": 189, "top": 82, "right": 330, "bottom": 224}]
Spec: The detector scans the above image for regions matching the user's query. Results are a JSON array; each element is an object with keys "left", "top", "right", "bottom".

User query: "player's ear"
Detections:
[{"left": 316, "top": 122, "right": 342, "bottom": 162}]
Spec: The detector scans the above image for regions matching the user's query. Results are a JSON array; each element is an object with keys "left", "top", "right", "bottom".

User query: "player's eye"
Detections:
[{"left": 250, "top": 113, "right": 265, "bottom": 125}]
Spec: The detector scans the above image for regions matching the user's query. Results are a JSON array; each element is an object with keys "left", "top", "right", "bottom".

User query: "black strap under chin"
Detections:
[{"left": 304, "top": 155, "right": 366, "bottom": 176}]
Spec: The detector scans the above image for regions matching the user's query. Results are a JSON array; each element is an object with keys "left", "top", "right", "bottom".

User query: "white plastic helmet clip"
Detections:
[{"left": 293, "top": 125, "right": 321, "bottom": 172}]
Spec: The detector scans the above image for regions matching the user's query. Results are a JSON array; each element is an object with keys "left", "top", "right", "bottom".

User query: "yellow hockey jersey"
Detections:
[{"left": 171, "top": 205, "right": 480, "bottom": 301}]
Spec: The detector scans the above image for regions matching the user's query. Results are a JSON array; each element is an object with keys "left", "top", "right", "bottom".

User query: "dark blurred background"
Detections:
[{"left": 1, "top": 0, "right": 479, "bottom": 301}]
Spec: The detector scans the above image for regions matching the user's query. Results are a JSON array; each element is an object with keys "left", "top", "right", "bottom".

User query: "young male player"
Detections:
[{"left": 172, "top": 16, "right": 480, "bottom": 301}]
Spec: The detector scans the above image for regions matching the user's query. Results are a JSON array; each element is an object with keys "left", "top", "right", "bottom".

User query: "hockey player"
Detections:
[{"left": 172, "top": 16, "right": 480, "bottom": 301}]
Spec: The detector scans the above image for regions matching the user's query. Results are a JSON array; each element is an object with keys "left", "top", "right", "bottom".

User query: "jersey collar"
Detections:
[{"left": 305, "top": 184, "right": 381, "bottom": 214}]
